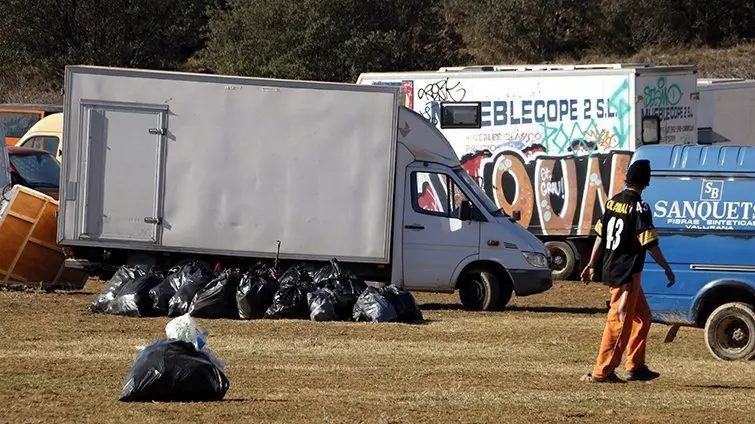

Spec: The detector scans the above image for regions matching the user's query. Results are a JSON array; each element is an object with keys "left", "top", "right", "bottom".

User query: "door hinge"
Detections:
[
  {"left": 148, "top": 128, "right": 166, "bottom": 136},
  {"left": 144, "top": 217, "right": 163, "bottom": 225}
]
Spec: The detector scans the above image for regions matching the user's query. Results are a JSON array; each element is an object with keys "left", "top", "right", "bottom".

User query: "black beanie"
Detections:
[{"left": 626, "top": 159, "right": 651, "bottom": 188}]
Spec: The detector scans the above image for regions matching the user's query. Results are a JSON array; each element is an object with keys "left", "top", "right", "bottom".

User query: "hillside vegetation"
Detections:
[{"left": 1, "top": 0, "right": 754, "bottom": 103}]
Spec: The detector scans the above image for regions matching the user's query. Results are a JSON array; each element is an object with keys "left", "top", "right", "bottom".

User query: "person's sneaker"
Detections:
[
  {"left": 626, "top": 365, "right": 660, "bottom": 381},
  {"left": 582, "top": 372, "right": 626, "bottom": 383}
]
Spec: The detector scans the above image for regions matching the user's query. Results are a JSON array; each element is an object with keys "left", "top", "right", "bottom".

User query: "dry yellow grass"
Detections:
[{"left": 1, "top": 280, "right": 753, "bottom": 424}]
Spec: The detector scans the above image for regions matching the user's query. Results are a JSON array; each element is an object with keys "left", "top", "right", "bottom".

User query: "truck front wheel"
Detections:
[
  {"left": 545, "top": 241, "right": 576, "bottom": 281},
  {"left": 458, "top": 269, "right": 511, "bottom": 311},
  {"left": 704, "top": 302, "right": 755, "bottom": 361}
]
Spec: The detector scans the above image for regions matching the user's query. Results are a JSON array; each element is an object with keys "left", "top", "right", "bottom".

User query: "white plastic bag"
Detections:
[
  {"left": 165, "top": 313, "right": 208, "bottom": 350},
  {"left": 164, "top": 313, "right": 225, "bottom": 370}
]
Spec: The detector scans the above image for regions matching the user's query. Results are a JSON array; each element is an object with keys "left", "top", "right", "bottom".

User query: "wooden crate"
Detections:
[{"left": 0, "top": 185, "right": 87, "bottom": 289}]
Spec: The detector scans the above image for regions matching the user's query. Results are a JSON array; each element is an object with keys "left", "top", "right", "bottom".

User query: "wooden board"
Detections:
[{"left": 0, "top": 185, "right": 87, "bottom": 289}]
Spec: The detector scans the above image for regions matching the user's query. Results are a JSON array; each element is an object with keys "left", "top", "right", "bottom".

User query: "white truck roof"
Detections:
[{"left": 360, "top": 63, "right": 697, "bottom": 80}]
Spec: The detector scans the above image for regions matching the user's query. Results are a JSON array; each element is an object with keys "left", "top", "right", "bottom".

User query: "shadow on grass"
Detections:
[
  {"left": 420, "top": 303, "right": 607, "bottom": 315},
  {"left": 419, "top": 303, "right": 465, "bottom": 311},
  {"left": 683, "top": 384, "right": 755, "bottom": 390},
  {"left": 221, "top": 398, "right": 289, "bottom": 403},
  {"left": 506, "top": 305, "right": 607, "bottom": 315}
]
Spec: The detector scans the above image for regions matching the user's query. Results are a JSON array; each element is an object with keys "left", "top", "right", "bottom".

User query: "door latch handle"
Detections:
[
  {"left": 404, "top": 224, "right": 425, "bottom": 230},
  {"left": 144, "top": 217, "right": 163, "bottom": 225}
]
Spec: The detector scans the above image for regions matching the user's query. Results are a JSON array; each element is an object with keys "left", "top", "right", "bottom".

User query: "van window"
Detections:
[
  {"left": 22, "top": 136, "right": 60, "bottom": 156},
  {"left": 413, "top": 171, "right": 469, "bottom": 219}
]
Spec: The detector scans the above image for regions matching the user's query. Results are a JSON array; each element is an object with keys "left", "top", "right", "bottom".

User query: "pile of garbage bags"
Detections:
[
  {"left": 119, "top": 314, "right": 229, "bottom": 402},
  {"left": 90, "top": 258, "right": 424, "bottom": 324}
]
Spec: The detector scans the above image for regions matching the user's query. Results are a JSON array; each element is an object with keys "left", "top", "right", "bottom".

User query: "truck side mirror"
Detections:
[
  {"left": 512, "top": 210, "right": 521, "bottom": 221},
  {"left": 459, "top": 200, "right": 474, "bottom": 221}
]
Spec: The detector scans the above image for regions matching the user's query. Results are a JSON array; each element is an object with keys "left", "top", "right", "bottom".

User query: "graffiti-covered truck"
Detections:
[{"left": 357, "top": 63, "right": 698, "bottom": 280}]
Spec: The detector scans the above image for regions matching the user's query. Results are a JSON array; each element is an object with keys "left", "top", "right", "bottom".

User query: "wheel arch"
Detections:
[
  {"left": 452, "top": 259, "right": 514, "bottom": 291},
  {"left": 692, "top": 279, "right": 755, "bottom": 326}
]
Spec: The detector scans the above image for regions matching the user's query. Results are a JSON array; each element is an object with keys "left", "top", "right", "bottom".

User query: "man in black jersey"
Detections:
[{"left": 580, "top": 159, "right": 676, "bottom": 383}]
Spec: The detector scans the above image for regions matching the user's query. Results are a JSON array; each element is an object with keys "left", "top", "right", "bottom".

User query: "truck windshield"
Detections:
[
  {"left": 454, "top": 168, "right": 507, "bottom": 217},
  {"left": 9, "top": 152, "right": 60, "bottom": 188}
]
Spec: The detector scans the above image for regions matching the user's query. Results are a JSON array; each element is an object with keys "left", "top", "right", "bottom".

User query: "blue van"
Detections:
[{"left": 632, "top": 144, "right": 755, "bottom": 361}]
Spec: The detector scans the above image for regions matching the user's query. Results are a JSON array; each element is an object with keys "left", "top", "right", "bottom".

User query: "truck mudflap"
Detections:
[{"left": 508, "top": 268, "right": 553, "bottom": 296}]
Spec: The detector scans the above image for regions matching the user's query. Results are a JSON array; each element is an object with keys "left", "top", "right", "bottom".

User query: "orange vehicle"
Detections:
[{"left": 0, "top": 104, "right": 63, "bottom": 145}]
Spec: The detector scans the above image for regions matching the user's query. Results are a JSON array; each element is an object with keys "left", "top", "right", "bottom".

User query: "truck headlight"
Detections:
[{"left": 522, "top": 251, "right": 549, "bottom": 269}]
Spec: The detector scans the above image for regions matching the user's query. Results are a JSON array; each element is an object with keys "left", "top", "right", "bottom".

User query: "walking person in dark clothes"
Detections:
[{"left": 580, "top": 159, "right": 676, "bottom": 383}]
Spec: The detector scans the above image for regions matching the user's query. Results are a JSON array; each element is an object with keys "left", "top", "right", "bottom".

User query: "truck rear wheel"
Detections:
[
  {"left": 704, "top": 302, "right": 755, "bottom": 361},
  {"left": 545, "top": 241, "right": 576, "bottom": 281},
  {"left": 458, "top": 269, "right": 509, "bottom": 311}
]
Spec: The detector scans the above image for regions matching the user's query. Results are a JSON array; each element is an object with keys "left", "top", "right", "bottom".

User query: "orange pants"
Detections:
[{"left": 593, "top": 273, "right": 652, "bottom": 378}]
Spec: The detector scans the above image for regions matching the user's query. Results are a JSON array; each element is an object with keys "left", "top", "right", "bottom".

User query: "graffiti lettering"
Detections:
[
  {"left": 416, "top": 78, "right": 467, "bottom": 124},
  {"left": 535, "top": 158, "right": 577, "bottom": 235},
  {"left": 463, "top": 149, "right": 632, "bottom": 236},
  {"left": 641, "top": 76, "right": 693, "bottom": 122},
  {"left": 417, "top": 78, "right": 466, "bottom": 102},
  {"left": 643, "top": 76, "right": 682, "bottom": 108},
  {"left": 608, "top": 80, "right": 631, "bottom": 148},
  {"left": 541, "top": 119, "right": 601, "bottom": 154}
]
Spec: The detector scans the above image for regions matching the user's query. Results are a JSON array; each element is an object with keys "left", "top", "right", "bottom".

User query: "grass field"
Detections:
[{"left": 1, "top": 280, "right": 753, "bottom": 424}]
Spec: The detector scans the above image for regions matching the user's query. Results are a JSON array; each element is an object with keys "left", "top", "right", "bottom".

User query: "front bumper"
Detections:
[{"left": 509, "top": 268, "right": 553, "bottom": 296}]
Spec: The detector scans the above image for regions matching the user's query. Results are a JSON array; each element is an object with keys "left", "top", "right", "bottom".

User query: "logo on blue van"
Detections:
[
  {"left": 700, "top": 180, "right": 723, "bottom": 201},
  {"left": 652, "top": 178, "right": 755, "bottom": 231}
]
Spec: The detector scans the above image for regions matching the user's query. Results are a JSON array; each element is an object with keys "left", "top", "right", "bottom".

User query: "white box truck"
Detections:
[
  {"left": 58, "top": 65, "right": 553, "bottom": 311},
  {"left": 357, "top": 63, "right": 699, "bottom": 280},
  {"left": 697, "top": 78, "right": 755, "bottom": 146}
]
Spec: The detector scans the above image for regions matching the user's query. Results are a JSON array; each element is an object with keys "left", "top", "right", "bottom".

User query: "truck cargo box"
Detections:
[{"left": 60, "top": 66, "right": 401, "bottom": 264}]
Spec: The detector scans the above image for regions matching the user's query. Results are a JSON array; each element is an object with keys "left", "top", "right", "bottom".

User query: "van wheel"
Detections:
[
  {"left": 545, "top": 241, "right": 576, "bottom": 281},
  {"left": 458, "top": 269, "right": 503, "bottom": 311},
  {"left": 704, "top": 302, "right": 755, "bottom": 361}
]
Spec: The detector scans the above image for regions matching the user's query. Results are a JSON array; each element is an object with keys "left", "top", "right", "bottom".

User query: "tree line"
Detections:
[{"left": 0, "top": 0, "right": 753, "bottom": 101}]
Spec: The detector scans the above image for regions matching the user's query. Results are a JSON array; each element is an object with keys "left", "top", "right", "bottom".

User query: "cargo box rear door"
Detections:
[{"left": 78, "top": 102, "right": 168, "bottom": 244}]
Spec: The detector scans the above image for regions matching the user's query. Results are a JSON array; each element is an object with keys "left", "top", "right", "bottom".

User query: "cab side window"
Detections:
[{"left": 413, "top": 172, "right": 469, "bottom": 219}]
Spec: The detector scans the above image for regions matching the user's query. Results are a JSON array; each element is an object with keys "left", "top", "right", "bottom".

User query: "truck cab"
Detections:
[
  {"left": 635, "top": 144, "right": 755, "bottom": 361},
  {"left": 395, "top": 108, "right": 553, "bottom": 310}
]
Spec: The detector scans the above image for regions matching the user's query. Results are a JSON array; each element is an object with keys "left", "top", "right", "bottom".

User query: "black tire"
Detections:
[
  {"left": 545, "top": 241, "right": 576, "bottom": 281},
  {"left": 458, "top": 269, "right": 506, "bottom": 311},
  {"left": 704, "top": 302, "right": 755, "bottom": 361}
]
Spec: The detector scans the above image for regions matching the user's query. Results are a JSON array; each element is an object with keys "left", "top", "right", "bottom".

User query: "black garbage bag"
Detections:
[
  {"left": 307, "top": 288, "right": 338, "bottom": 322},
  {"left": 236, "top": 265, "right": 280, "bottom": 320},
  {"left": 119, "top": 339, "right": 229, "bottom": 402},
  {"left": 352, "top": 287, "right": 397, "bottom": 323},
  {"left": 189, "top": 269, "right": 242, "bottom": 319},
  {"left": 311, "top": 257, "right": 344, "bottom": 286},
  {"left": 107, "top": 269, "right": 165, "bottom": 317},
  {"left": 312, "top": 258, "right": 368, "bottom": 320},
  {"left": 89, "top": 265, "right": 145, "bottom": 313},
  {"left": 167, "top": 265, "right": 215, "bottom": 318},
  {"left": 378, "top": 285, "right": 424, "bottom": 323},
  {"left": 264, "top": 266, "right": 314, "bottom": 320},
  {"left": 150, "top": 261, "right": 212, "bottom": 317}
]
